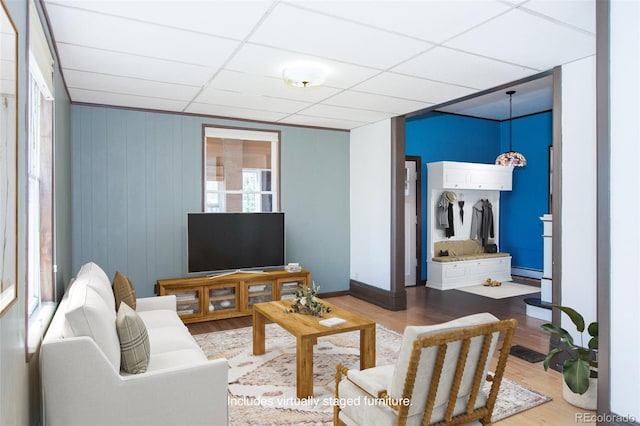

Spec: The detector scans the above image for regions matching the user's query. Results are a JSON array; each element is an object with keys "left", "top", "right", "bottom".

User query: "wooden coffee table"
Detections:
[{"left": 252, "top": 299, "right": 376, "bottom": 399}]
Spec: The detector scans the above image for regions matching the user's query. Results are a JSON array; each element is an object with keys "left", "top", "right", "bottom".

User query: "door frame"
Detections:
[{"left": 405, "top": 156, "right": 422, "bottom": 285}]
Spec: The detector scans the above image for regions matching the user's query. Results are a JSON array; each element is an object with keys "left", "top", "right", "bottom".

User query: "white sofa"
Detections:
[{"left": 40, "top": 262, "right": 228, "bottom": 426}]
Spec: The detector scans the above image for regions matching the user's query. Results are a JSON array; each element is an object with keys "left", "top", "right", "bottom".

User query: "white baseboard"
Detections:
[{"left": 511, "top": 267, "right": 543, "bottom": 279}]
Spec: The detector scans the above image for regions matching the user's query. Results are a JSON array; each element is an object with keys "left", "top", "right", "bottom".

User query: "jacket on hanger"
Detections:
[
  {"left": 437, "top": 192, "right": 455, "bottom": 237},
  {"left": 470, "top": 199, "right": 494, "bottom": 245}
]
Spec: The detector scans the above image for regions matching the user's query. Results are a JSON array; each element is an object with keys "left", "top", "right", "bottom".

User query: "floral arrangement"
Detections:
[{"left": 286, "top": 282, "right": 331, "bottom": 317}]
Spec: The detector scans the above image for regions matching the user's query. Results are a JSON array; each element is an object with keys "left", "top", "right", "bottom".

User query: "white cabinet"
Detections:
[
  {"left": 427, "top": 257, "right": 512, "bottom": 290},
  {"left": 434, "top": 161, "right": 513, "bottom": 191},
  {"left": 426, "top": 161, "right": 514, "bottom": 290}
]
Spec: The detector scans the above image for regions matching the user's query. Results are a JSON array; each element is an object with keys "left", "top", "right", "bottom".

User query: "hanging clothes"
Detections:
[
  {"left": 437, "top": 192, "right": 450, "bottom": 229},
  {"left": 437, "top": 191, "right": 456, "bottom": 237},
  {"left": 458, "top": 200, "right": 465, "bottom": 223},
  {"left": 446, "top": 201, "right": 455, "bottom": 238},
  {"left": 470, "top": 199, "right": 494, "bottom": 246}
]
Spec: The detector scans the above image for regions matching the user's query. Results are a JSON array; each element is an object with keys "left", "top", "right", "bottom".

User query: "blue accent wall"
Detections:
[
  {"left": 499, "top": 112, "right": 552, "bottom": 273},
  {"left": 71, "top": 106, "right": 350, "bottom": 296},
  {"left": 406, "top": 111, "right": 551, "bottom": 280}
]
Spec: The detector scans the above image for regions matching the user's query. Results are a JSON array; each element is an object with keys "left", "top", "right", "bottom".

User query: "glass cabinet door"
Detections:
[
  {"left": 171, "top": 288, "right": 202, "bottom": 318},
  {"left": 207, "top": 284, "right": 238, "bottom": 313},
  {"left": 246, "top": 281, "right": 274, "bottom": 306},
  {"left": 278, "top": 277, "right": 309, "bottom": 300}
]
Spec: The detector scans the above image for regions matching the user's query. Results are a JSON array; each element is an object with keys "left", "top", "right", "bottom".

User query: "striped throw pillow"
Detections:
[{"left": 116, "top": 302, "right": 150, "bottom": 374}]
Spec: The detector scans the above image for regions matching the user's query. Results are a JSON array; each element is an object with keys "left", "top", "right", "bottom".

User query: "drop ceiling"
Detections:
[{"left": 42, "top": 0, "right": 595, "bottom": 130}]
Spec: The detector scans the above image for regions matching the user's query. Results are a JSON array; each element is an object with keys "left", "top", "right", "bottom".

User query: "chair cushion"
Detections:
[
  {"left": 63, "top": 284, "right": 121, "bottom": 371},
  {"left": 112, "top": 271, "right": 136, "bottom": 310},
  {"left": 116, "top": 302, "right": 151, "bottom": 374},
  {"left": 390, "top": 313, "right": 499, "bottom": 417},
  {"left": 339, "top": 376, "right": 486, "bottom": 426},
  {"left": 346, "top": 365, "right": 394, "bottom": 397}
]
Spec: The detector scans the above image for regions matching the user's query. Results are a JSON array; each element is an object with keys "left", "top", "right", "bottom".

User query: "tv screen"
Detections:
[{"left": 187, "top": 212, "right": 285, "bottom": 274}]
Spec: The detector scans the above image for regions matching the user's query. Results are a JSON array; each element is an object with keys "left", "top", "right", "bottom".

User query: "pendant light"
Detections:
[{"left": 495, "top": 90, "right": 527, "bottom": 167}]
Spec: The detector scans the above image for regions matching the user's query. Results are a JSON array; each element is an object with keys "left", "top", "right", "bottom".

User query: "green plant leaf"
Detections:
[
  {"left": 563, "top": 359, "right": 591, "bottom": 394},
  {"left": 540, "top": 323, "right": 575, "bottom": 346},
  {"left": 543, "top": 348, "right": 563, "bottom": 371},
  {"left": 554, "top": 305, "right": 585, "bottom": 333},
  {"left": 588, "top": 322, "right": 599, "bottom": 338},
  {"left": 575, "top": 347, "right": 592, "bottom": 360},
  {"left": 588, "top": 336, "right": 598, "bottom": 350}
]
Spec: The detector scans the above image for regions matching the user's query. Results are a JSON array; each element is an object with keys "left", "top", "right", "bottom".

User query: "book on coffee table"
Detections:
[{"left": 319, "top": 317, "right": 346, "bottom": 327}]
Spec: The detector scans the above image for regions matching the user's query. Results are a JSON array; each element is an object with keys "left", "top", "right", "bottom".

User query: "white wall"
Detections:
[
  {"left": 609, "top": 0, "right": 640, "bottom": 418},
  {"left": 350, "top": 119, "right": 391, "bottom": 290},
  {"left": 560, "top": 57, "right": 597, "bottom": 340}
]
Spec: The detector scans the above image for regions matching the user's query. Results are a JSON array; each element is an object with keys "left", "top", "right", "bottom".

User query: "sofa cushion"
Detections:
[
  {"left": 146, "top": 326, "right": 201, "bottom": 354},
  {"left": 77, "top": 262, "right": 116, "bottom": 311},
  {"left": 116, "top": 302, "right": 151, "bottom": 374},
  {"left": 138, "top": 310, "right": 186, "bottom": 329},
  {"left": 112, "top": 271, "right": 136, "bottom": 310},
  {"left": 63, "top": 284, "right": 121, "bottom": 371},
  {"left": 145, "top": 348, "right": 208, "bottom": 373}
]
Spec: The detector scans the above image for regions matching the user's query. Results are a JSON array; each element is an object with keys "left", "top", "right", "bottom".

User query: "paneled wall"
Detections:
[{"left": 71, "top": 106, "right": 350, "bottom": 296}]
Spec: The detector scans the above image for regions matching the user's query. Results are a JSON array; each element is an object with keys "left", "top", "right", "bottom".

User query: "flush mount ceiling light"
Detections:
[
  {"left": 282, "top": 63, "right": 327, "bottom": 88},
  {"left": 495, "top": 90, "right": 527, "bottom": 167}
]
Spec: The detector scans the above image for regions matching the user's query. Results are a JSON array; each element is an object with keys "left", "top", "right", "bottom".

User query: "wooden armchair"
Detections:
[{"left": 334, "top": 313, "right": 517, "bottom": 426}]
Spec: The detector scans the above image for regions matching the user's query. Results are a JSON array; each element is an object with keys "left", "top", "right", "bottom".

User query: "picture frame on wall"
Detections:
[{"left": 0, "top": 0, "right": 18, "bottom": 317}]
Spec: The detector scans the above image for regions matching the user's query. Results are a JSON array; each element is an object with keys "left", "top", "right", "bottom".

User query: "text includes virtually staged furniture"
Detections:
[
  {"left": 252, "top": 299, "right": 376, "bottom": 399},
  {"left": 156, "top": 269, "right": 310, "bottom": 323}
]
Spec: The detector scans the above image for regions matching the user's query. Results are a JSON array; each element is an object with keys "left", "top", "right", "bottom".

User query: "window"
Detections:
[
  {"left": 26, "top": 1, "right": 55, "bottom": 357},
  {"left": 203, "top": 126, "right": 280, "bottom": 213}
]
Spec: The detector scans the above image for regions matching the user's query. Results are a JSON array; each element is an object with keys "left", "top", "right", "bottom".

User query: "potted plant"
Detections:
[{"left": 540, "top": 305, "right": 598, "bottom": 410}]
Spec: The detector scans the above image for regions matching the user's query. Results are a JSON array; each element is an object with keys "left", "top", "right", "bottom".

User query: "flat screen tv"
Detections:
[{"left": 187, "top": 212, "right": 285, "bottom": 274}]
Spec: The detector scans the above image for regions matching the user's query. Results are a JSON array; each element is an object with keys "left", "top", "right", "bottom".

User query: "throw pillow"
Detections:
[
  {"left": 112, "top": 271, "right": 136, "bottom": 310},
  {"left": 116, "top": 302, "right": 151, "bottom": 374}
]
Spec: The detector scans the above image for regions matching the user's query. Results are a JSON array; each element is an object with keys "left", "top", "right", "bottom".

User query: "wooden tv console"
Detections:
[{"left": 155, "top": 269, "right": 310, "bottom": 324}]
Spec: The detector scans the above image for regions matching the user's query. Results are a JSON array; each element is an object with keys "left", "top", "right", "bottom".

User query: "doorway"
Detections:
[{"left": 404, "top": 156, "right": 421, "bottom": 286}]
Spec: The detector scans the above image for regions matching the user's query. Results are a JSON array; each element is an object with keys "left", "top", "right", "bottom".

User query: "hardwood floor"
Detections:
[{"left": 188, "top": 283, "right": 594, "bottom": 425}]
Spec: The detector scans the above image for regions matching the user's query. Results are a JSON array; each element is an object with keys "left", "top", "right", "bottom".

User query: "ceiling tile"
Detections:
[
  {"left": 354, "top": 73, "right": 475, "bottom": 104},
  {"left": 298, "top": 104, "right": 394, "bottom": 123},
  {"left": 523, "top": 0, "right": 595, "bottom": 34},
  {"left": 323, "top": 90, "right": 430, "bottom": 115},
  {"left": 295, "top": 0, "right": 512, "bottom": 43},
  {"left": 48, "top": 0, "right": 273, "bottom": 39},
  {"left": 445, "top": 8, "right": 595, "bottom": 70},
  {"left": 185, "top": 102, "right": 290, "bottom": 123},
  {"left": 249, "top": 3, "right": 432, "bottom": 69},
  {"left": 68, "top": 87, "right": 189, "bottom": 111},
  {"left": 278, "top": 114, "right": 366, "bottom": 130},
  {"left": 192, "top": 88, "right": 312, "bottom": 114},
  {"left": 208, "top": 70, "right": 341, "bottom": 103},
  {"left": 46, "top": 4, "right": 239, "bottom": 68},
  {"left": 436, "top": 75, "right": 553, "bottom": 120},
  {"left": 63, "top": 69, "right": 201, "bottom": 101},
  {"left": 392, "top": 47, "right": 540, "bottom": 90},
  {"left": 225, "top": 44, "right": 380, "bottom": 89},
  {"left": 57, "top": 44, "right": 216, "bottom": 86}
]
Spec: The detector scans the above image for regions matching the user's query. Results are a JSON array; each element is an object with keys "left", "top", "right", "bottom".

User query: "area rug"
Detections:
[
  {"left": 457, "top": 281, "right": 541, "bottom": 299},
  {"left": 194, "top": 324, "right": 551, "bottom": 425}
]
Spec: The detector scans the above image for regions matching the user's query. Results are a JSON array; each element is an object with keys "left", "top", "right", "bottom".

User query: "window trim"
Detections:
[
  {"left": 201, "top": 125, "right": 281, "bottom": 213},
  {"left": 25, "top": 0, "right": 56, "bottom": 361}
]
